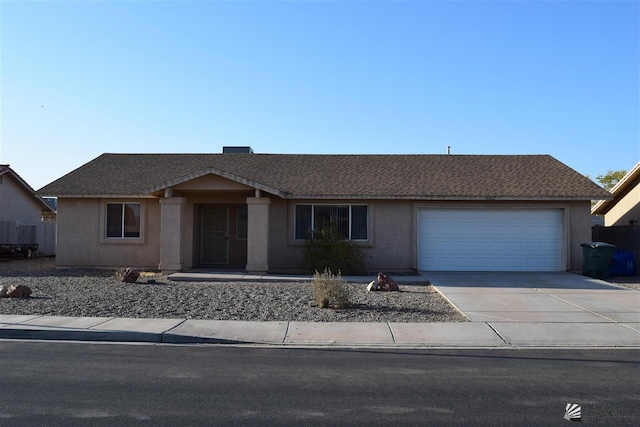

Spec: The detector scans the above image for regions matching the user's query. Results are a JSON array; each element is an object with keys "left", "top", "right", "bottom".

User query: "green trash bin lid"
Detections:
[{"left": 580, "top": 242, "right": 616, "bottom": 249}]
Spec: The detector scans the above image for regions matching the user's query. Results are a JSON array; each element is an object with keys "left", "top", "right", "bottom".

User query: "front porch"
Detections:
[{"left": 153, "top": 173, "right": 274, "bottom": 274}]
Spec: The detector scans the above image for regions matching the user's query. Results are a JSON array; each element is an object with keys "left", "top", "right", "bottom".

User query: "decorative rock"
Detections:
[
  {"left": 366, "top": 280, "right": 378, "bottom": 292},
  {"left": 0, "top": 284, "right": 32, "bottom": 298},
  {"left": 377, "top": 272, "right": 400, "bottom": 292},
  {"left": 121, "top": 267, "right": 140, "bottom": 283}
]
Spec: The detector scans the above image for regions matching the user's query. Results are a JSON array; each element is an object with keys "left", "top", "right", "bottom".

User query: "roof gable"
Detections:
[
  {"left": 37, "top": 153, "right": 612, "bottom": 201},
  {"left": 147, "top": 167, "right": 285, "bottom": 197},
  {"left": 170, "top": 172, "right": 257, "bottom": 192}
]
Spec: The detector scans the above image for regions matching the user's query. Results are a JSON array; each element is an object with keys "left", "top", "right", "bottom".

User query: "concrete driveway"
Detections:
[{"left": 423, "top": 271, "right": 640, "bottom": 347}]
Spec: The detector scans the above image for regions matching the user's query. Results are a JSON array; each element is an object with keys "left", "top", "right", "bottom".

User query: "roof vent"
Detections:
[{"left": 223, "top": 146, "right": 254, "bottom": 154}]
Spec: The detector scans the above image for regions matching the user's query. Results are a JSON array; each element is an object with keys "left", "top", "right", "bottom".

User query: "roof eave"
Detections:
[
  {"left": 41, "top": 194, "right": 158, "bottom": 199},
  {"left": 285, "top": 194, "right": 611, "bottom": 201},
  {"left": 608, "top": 162, "right": 640, "bottom": 195}
]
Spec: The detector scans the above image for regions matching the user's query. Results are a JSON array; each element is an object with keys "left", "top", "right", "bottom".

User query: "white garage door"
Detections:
[{"left": 418, "top": 209, "right": 563, "bottom": 271}]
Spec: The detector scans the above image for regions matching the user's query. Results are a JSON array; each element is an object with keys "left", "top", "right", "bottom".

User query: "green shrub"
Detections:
[
  {"left": 313, "top": 268, "right": 350, "bottom": 309},
  {"left": 302, "top": 225, "right": 366, "bottom": 275}
]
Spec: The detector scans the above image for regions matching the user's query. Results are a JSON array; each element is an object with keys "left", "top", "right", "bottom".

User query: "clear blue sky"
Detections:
[{"left": 1, "top": 0, "right": 638, "bottom": 190}]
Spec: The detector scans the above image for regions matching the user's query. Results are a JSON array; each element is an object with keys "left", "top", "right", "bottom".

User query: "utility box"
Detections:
[{"left": 581, "top": 242, "right": 617, "bottom": 279}]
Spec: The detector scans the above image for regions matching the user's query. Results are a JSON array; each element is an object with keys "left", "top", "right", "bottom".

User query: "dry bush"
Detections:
[{"left": 313, "top": 268, "right": 350, "bottom": 309}]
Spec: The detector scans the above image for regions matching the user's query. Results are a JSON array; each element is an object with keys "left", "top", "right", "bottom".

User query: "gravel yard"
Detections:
[
  {"left": 606, "top": 276, "right": 640, "bottom": 291},
  {"left": 0, "top": 258, "right": 468, "bottom": 322}
]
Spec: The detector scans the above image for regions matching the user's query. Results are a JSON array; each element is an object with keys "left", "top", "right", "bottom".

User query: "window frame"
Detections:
[
  {"left": 100, "top": 200, "right": 145, "bottom": 244},
  {"left": 294, "top": 203, "right": 368, "bottom": 241}
]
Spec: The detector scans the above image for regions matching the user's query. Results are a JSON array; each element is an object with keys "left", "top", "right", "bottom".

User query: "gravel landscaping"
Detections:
[
  {"left": 0, "top": 258, "right": 468, "bottom": 322},
  {"left": 606, "top": 276, "right": 640, "bottom": 291}
]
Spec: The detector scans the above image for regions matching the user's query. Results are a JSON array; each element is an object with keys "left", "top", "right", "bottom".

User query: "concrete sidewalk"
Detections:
[
  {"left": 167, "top": 271, "right": 427, "bottom": 284},
  {"left": 0, "top": 272, "right": 638, "bottom": 348},
  {"left": 0, "top": 315, "right": 509, "bottom": 347}
]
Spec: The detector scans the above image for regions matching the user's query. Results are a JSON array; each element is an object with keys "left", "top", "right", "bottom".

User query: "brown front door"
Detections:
[{"left": 200, "top": 206, "right": 229, "bottom": 265}]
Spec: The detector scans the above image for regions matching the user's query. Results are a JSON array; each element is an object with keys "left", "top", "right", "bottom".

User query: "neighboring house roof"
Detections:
[
  {"left": 37, "top": 153, "right": 612, "bottom": 201},
  {"left": 592, "top": 162, "right": 640, "bottom": 215},
  {"left": 0, "top": 165, "right": 55, "bottom": 212}
]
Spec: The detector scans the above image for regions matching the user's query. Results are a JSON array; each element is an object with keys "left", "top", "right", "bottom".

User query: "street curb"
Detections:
[
  {"left": 0, "top": 328, "right": 163, "bottom": 343},
  {"left": 2, "top": 328, "right": 639, "bottom": 348}
]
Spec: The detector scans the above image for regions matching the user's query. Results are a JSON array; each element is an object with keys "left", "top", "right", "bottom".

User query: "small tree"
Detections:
[
  {"left": 302, "top": 224, "right": 366, "bottom": 275},
  {"left": 596, "top": 170, "right": 626, "bottom": 191}
]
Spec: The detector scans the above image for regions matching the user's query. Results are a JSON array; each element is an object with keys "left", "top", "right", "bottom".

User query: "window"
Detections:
[
  {"left": 237, "top": 205, "right": 248, "bottom": 239},
  {"left": 295, "top": 204, "right": 368, "bottom": 240},
  {"left": 106, "top": 203, "right": 141, "bottom": 238}
]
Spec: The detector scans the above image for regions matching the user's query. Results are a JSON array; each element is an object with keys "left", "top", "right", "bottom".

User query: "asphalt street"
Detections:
[{"left": 0, "top": 341, "right": 638, "bottom": 426}]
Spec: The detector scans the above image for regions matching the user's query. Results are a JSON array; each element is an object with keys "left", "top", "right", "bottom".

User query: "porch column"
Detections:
[
  {"left": 246, "top": 196, "right": 271, "bottom": 273},
  {"left": 159, "top": 197, "right": 186, "bottom": 273}
]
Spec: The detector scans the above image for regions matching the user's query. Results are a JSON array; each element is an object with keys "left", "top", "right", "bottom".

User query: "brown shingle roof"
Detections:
[{"left": 37, "top": 153, "right": 611, "bottom": 200}]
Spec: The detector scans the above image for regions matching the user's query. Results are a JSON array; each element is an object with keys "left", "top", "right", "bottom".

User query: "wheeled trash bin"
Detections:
[{"left": 581, "top": 242, "right": 617, "bottom": 279}]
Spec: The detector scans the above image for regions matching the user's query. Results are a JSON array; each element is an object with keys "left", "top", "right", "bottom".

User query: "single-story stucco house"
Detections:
[{"left": 37, "top": 150, "right": 611, "bottom": 274}]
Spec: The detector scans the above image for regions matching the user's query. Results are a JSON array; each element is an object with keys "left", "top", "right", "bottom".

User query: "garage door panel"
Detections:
[
  {"left": 508, "top": 258, "right": 525, "bottom": 268},
  {"left": 544, "top": 242, "right": 561, "bottom": 252},
  {"left": 508, "top": 242, "right": 525, "bottom": 252},
  {"left": 489, "top": 241, "right": 507, "bottom": 252},
  {"left": 525, "top": 259, "right": 542, "bottom": 269},
  {"left": 526, "top": 242, "right": 543, "bottom": 252},
  {"left": 418, "top": 209, "right": 563, "bottom": 272},
  {"left": 489, "top": 258, "right": 507, "bottom": 268},
  {"left": 472, "top": 258, "right": 489, "bottom": 268}
]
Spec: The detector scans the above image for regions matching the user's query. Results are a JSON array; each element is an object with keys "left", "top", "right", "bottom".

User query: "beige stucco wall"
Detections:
[
  {"left": 368, "top": 200, "right": 414, "bottom": 271},
  {"left": 566, "top": 201, "right": 592, "bottom": 271},
  {"left": 269, "top": 199, "right": 423, "bottom": 273},
  {"left": 55, "top": 191, "right": 593, "bottom": 273},
  {"left": 604, "top": 178, "right": 640, "bottom": 226},
  {"left": 56, "top": 198, "right": 161, "bottom": 269},
  {"left": 269, "top": 199, "right": 592, "bottom": 273}
]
